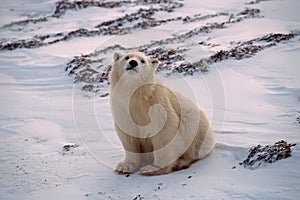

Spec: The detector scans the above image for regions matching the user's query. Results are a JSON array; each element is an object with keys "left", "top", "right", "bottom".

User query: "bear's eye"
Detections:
[
  {"left": 125, "top": 56, "right": 129, "bottom": 60},
  {"left": 140, "top": 59, "right": 145, "bottom": 64}
]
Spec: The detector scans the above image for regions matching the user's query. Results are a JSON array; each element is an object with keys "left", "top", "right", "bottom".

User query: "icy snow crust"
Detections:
[{"left": 0, "top": 0, "right": 300, "bottom": 199}]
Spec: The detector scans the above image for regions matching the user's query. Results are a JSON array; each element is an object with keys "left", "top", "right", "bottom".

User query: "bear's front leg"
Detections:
[{"left": 114, "top": 125, "right": 143, "bottom": 174}]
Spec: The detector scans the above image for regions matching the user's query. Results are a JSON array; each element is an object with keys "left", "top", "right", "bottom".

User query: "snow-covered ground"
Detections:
[{"left": 1, "top": 0, "right": 299, "bottom": 199}]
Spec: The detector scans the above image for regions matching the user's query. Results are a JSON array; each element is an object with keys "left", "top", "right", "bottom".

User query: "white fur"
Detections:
[{"left": 109, "top": 52, "right": 215, "bottom": 175}]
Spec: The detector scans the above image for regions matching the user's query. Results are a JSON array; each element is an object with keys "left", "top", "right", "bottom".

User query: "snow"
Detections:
[{"left": 1, "top": 0, "right": 300, "bottom": 199}]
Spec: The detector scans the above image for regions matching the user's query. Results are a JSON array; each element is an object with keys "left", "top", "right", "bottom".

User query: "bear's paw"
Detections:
[
  {"left": 139, "top": 164, "right": 162, "bottom": 176},
  {"left": 115, "top": 161, "right": 139, "bottom": 174}
]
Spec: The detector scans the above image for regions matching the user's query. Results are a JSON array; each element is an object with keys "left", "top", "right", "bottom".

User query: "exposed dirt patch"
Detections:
[
  {"left": 0, "top": 0, "right": 183, "bottom": 51},
  {"left": 60, "top": 7, "right": 267, "bottom": 94},
  {"left": 133, "top": 194, "right": 145, "bottom": 200},
  {"left": 1, "top": 1, "right": 298, "bottom": 96},
  {"left": 210, "top": 32, "right": 298, "bottom": 62},
  {"left": 0, "top": 6, "right": 258, "bottom": 51},
  {"left": 1, "top": 0, "right": 182, "bottom": 30},
  {"left": 65, "top": 31, "right": 299, "bottom": 94},
  {"left": 53, "top": 0, "right": 132, "bottom": 18},
  {"left": 62, "top": 143, "right": 80, "bottom": 155},
  {"left": 296, "top": 116, "right": 300, "bottom": 124},
  {"left": 240, "top": 140, "right": 296, "bottom": 169},
  {"left": 246, "top": 0, "right": 272, "bottom": 5}
]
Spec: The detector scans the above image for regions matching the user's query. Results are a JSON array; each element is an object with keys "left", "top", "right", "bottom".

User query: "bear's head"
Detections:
[{"left": 110, "top": 52, "right": 160, "bottom": 88}]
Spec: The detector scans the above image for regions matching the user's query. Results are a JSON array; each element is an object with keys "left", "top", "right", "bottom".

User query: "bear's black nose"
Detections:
[{"left": 129, "top": 60, "right": 138, "bottom": 68}]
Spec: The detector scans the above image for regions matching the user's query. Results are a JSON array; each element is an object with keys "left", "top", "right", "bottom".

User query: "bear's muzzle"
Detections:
[{"left": 126, "top": 60, "right": 138, "bottom": 71}]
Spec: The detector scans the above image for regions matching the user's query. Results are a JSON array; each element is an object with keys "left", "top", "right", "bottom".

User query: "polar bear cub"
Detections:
[{"left": 109, "top": 52, "right": 215, "bottom": 176}]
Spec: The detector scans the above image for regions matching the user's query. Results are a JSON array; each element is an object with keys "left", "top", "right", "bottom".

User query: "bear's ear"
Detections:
[
  {"left": 113, "top": 52, "right": 122, "bottom": 62},
  {"left": 150, "top": 58, "right": 160, "bottom": 70}
]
